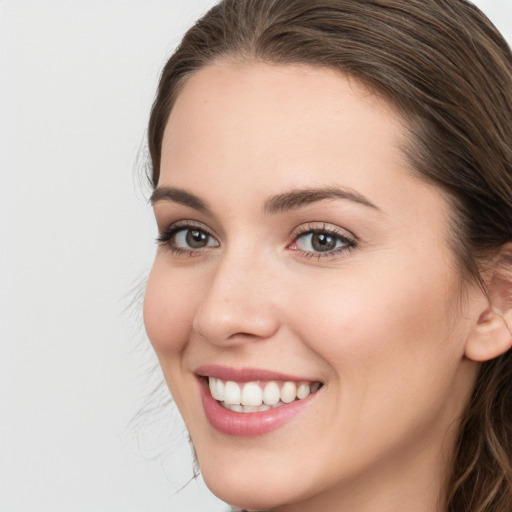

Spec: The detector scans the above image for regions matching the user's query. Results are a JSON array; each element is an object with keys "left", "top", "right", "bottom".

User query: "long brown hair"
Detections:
[{"left": 147, "top": 1, "right": 512, "bottom": 510}]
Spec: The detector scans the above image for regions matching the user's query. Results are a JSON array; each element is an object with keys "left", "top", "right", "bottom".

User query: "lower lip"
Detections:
[{"left": 199, "top": 379, "right": 316, "bottom": 437}]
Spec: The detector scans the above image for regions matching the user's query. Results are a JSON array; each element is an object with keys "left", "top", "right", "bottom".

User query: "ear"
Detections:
[{"left": 465, "top": 245, "right": 512, "bottom": 362}]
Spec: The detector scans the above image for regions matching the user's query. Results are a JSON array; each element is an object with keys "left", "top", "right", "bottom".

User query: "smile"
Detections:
[
  {"left": 195, "top": 366, "right": 323, "bottom": 436},
  {"left": 209, "top": 377, "right": 322, "bottom": 413}
]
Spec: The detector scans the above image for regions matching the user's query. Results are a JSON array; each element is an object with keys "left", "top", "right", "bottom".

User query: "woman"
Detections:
[{"left": 143, "top": 1, "right": 512, "bottom": 511}]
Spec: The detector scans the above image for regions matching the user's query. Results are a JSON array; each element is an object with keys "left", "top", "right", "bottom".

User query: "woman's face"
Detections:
[{"left": 144, "top": 62, "right": 481, "bottom": 511}]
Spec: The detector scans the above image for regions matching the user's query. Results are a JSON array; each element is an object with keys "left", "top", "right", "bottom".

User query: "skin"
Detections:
[{"left": 144, "top": 62, "right": 485, "bottom": 512}]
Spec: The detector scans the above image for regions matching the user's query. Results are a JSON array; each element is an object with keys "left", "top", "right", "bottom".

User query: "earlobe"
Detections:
[{"left": 465, "top": 247, "right": 512, "bottom": 362}]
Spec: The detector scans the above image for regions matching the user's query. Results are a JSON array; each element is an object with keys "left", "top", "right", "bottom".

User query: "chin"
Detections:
[
  {"left": 196, "top": 448, "right": 311, "bottom": 511},
  {"left": 204, "top": 476, "right": 290, "bottom": 512}
]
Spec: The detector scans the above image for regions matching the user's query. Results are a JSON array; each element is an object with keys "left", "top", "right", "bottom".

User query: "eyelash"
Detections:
[
  {"left": 156, "top": 221, "right": 357, "bottom": 259},
  {"left": 289, "top": 223, "right": 357, "bottom": 259},
  {"left": 156, "top": 220, "right": 216, "bottom": 257}
]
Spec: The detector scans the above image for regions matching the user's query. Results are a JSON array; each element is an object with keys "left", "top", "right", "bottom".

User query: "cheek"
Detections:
[
  {"left": 287, "top": 257, "right": 466, "bottom": 412},
  {"left": 143, "top": 259, "right": 198, "bottom": 358},
  {"left": 293, "top": 265, "right": 451, "bottom": 349},
  {"left": 276, "top": 260, "right": 472, "bottom": 480}
]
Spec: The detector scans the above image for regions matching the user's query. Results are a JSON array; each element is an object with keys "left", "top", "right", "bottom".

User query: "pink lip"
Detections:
[
  {"left": 195, "top": 366, "right": 321, "bottom": 437},
  {"left": 199, "top": 381, "right": 315, "bottom": 437},
  {"left": 195, "top": 364, "right": 316, "bottom": 383}
]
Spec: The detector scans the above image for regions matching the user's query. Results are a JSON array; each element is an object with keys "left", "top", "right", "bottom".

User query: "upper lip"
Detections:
[{"left": 194, "top": 364, "right": 321, "bottom": 383}]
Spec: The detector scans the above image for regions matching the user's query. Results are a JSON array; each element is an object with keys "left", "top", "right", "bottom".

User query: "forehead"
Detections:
[
  {"left": 162, "top": 61, "right": 407, "bottom": 184},
  {"left": 158, "top": 61, "right": 451, "bottom": 234}
]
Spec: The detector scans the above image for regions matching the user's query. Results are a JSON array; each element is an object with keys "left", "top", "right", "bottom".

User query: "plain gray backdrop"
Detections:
[{"left": 1, "top": 1, "right": 511, "bottom": 511}]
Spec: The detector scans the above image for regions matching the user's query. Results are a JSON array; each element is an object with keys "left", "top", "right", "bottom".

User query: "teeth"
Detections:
[
  {"left": 297, "top": 382, "right": 311, "bottom": 400},
  {"left": 241, "top": 382, "right": 263, "bottom": 406},
  {"left": 224, "top": 381, "right": 241, "bottom": 405},
  {"left": 242, "top": 405, "right": 260, "bottom": 413},
  {"left": 209, "top": 376, "right": 225, "bottom": 400},
  {"left": 224, "top": 403, "right": 243, "bottom": 412},
  {"left": 263, "top": 381, "right": 280, "bottom": 406},
  {"left": 208, "top": 377, "right": 321, "bottom": 413},
  {"left": 209, "top": 377, "right": 216, "bottom": 398},
  {"left": 280, "top": 381, "right": 297, "bottom": 403}
]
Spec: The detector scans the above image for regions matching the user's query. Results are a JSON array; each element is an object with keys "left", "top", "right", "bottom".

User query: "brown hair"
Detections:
[{"left": 147, "top": 1, "right": 512, "bottom": 510}]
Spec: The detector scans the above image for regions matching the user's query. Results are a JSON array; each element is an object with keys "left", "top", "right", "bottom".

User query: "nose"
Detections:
[{"left": 192, "top": 250, "right": 281, "bottom": 346}]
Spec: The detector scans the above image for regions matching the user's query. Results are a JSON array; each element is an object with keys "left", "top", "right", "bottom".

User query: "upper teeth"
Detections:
[{"left": 208, "top": 377, "right": 320, "bottom": 411}]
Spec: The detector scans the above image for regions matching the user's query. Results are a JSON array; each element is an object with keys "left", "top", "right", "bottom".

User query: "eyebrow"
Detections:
[
  {"left": 150, "top": 186, "right": 210, "bottom": 213},
  {"left": 263, "top": 186, "right": 380, "bottom": 214},
  {"left": 150, "top": 185, "right": 380, "bottom": 214}
]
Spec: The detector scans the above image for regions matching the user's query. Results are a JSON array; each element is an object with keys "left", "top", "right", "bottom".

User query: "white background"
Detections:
[{"left": 1, "top": 1, "right": 511, "bottom": 511}]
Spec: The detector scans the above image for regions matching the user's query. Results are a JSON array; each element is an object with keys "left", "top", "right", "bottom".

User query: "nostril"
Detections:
[{"left": 226, "top": 331, "right": 265, "bottom": 340}]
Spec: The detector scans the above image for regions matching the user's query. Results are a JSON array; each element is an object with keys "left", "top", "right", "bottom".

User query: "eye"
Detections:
[
  {"left": 157, "top": 222, "right": 219, "bottom": 254},
  {"left": 174, "top": 228, "right": 217, "bottom": 249},
  {"left": 289, "top": 224, "right": 356, "bottom": 258}
]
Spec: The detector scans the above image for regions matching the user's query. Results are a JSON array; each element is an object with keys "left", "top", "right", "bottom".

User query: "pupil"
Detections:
[
  {"left": 186, "top": 229, "right": 208, "bottom": 248},
  {"left": 312, "top": 233, "right": 336, "bottom": 252}
]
